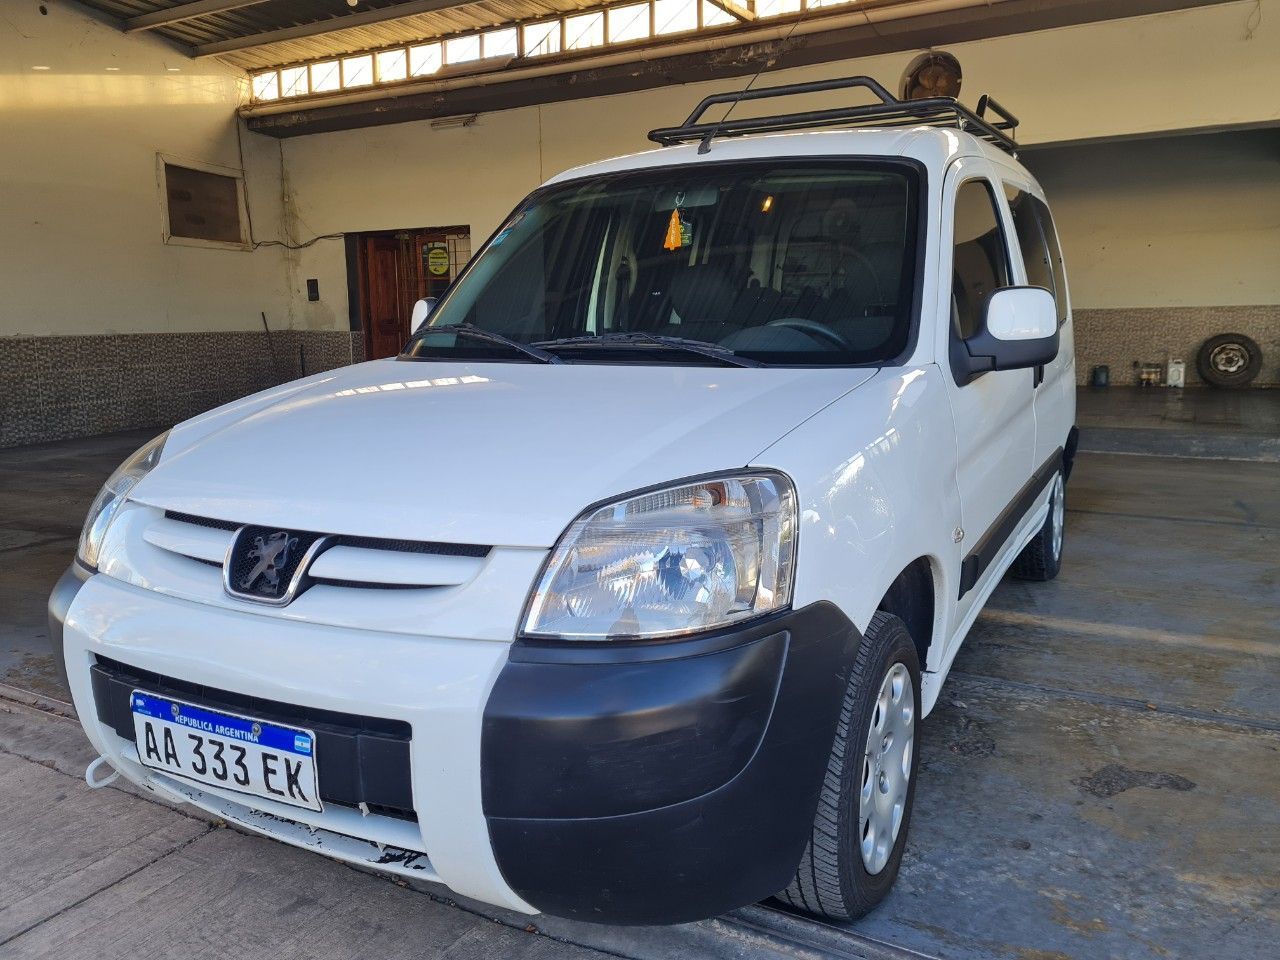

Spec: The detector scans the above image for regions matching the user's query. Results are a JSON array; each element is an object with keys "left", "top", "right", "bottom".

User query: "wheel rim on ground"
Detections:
[
  {"left": 1209, "top": 342, "right": 1250, "bottom": 375},
  {"left": 858, "top": 661, "right": 915, "bottom": 875},
  {"left": 1050, "top": 473, "right": 1065, "bottom": 560}
]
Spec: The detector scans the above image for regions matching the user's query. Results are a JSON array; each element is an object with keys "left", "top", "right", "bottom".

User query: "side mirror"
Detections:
[
  {"left": 952, "top": 286, "right": 1059, "bottom": 385},
  {"left": 410, "top": 297, "right": 439, "bottom": 334}
]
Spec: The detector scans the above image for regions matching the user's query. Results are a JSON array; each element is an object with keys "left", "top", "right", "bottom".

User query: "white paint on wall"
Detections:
[
  {"left": 2, "top": 0, "right": 1277, "bottom": 342},
  {"left": 1026, "top": 129, "right": 1280, "bottom": 310},
  {"left": 278, "top": 0, "right": 1280, "bottom": 331},
  {"left": 0, "top": 3, "right": 290, "bottom": 338}
]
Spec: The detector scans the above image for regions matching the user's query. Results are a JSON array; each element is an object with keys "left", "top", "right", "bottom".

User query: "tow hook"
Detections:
[{"left": 85, "top": 756, "right": 120, "bottom": 789}]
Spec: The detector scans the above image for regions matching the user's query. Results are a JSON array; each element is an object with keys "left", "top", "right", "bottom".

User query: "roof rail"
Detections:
[{"left": 647, "top": 75, "right": 1018, "bottom": 155}]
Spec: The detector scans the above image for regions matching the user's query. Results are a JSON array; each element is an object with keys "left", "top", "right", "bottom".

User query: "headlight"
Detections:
[
  {"left": 77, "top": 431, "right": 168, "bottom": 569},
  {"left": 522, "top": 472, "right": 796, "bottom": 641}
]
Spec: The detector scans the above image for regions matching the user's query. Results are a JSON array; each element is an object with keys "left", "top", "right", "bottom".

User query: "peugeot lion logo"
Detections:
[{"left": 239, "top": 531, "right": 299, "bottom": 593}]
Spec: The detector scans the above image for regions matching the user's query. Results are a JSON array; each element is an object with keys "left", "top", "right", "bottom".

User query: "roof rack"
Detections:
[{"left": 647, "top": 75, "right": 1019, "bottom": 155}]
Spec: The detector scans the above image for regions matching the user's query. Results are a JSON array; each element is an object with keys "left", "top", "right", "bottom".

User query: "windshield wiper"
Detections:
[
  {"left": 534, "top": 332, "right": 764, "bottom": 368},
  {"left": 416, "top": 323, "right": 562, "bottom": 364}
]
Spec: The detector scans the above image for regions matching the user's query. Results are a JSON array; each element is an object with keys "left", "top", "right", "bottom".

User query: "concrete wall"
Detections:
[
  {"left": 2, "top": 1, "right": 1278, "bottom": 447},
  {"left": 279, "top": 0, "right": 1280, "bottom": 386},
  {"left": 1025, "top": 129, "right": 1280, "bottom": 385},
  {"left": 0, "top": 5, "right": 287, "bottom": 338},
  {"left": 1026, "top": 130, "right": 1280, "bottom": 311},
  {"left": 0, "top": 4, "right": 353, "bottom": 445}
]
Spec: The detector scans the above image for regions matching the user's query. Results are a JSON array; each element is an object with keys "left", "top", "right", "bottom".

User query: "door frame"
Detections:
[{"left": 347, "top": 224, "right": 470, "bottom": 361}]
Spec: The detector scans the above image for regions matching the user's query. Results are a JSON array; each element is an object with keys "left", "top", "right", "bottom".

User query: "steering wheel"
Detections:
[{"left": 766, "top": 318, "right": 855, "bottom": 351}]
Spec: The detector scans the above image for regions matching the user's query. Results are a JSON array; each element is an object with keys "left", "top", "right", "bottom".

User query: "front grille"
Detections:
[
  {"left": 91, "top": 655, "right": 416, "bottom": 821},
  {"left": 334, "top": 535, "right": 489, "bottom": 558},
  {"left": 165, "top": 510, "right": 239, "bottom": 531},
  {"left": 162, "top": 511, "right": 490, "bottom": 558}
]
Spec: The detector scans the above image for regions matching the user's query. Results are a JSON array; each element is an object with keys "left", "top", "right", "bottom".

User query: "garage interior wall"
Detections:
[
  {"left": 2, "top": 1, "right": 1277, "bottom": 449},
  {"left": 282, "top": 0, "right": 1280, "bottom": 386},
  {"left": 0, "top": 4, "right": 355, "bottom": 448},
  {"left": 1025, "top": 129, "right": 1280, "bottom": 386}
]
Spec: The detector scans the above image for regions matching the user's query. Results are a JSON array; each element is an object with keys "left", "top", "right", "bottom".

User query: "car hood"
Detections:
[{"left": 133, "top": 359, "right": 877, "bottom": 548}]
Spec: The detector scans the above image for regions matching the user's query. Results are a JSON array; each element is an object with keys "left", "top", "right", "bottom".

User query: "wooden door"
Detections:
[
  {"left": 356, "top": 227, "right": 472, "bottom": 361},
  {"left": 362, "top": 235, "right": 406, "bottom": 360}
]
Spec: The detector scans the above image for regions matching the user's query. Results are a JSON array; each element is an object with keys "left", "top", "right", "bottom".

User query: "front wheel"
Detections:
[{"left": 776, "top": 611, "right": 921, "bottom": 920}]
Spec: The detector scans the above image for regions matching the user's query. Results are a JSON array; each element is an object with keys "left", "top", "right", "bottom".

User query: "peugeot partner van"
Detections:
[{"left": 51, "top": 77, "right": 1076, "bottom": 926}]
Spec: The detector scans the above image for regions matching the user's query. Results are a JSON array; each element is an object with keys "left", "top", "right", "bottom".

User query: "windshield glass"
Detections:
[{"left": 403, "top": 161, "right": 920, "bottom": 366}]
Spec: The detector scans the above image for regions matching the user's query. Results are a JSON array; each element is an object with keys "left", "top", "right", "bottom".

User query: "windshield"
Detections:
[{"left": 403, "top": 161, "right": 921, "bottom": 366}]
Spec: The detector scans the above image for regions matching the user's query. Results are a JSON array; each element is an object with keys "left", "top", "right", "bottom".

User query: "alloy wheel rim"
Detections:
[
  {"left": 858, "top": 661, "right": 915, "bottom": 875},
  {"left": 1051, "top": 474, "right": 1065, "bottom": 559}
]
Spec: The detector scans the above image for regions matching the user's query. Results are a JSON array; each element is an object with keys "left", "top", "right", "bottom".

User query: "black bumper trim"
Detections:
[
  {"left": 482, "top": 601, "right": 861, "bottom": 925},
  {"left": 90, "top": 656, "right": 416, "bottom": 821}
]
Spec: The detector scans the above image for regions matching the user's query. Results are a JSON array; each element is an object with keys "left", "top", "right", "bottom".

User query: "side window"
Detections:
[
  {"left": 1003, "top": 185, "right": 1056, "bottom": 298},
  {"left": 1030, "top": 197, "right": 1069, "bottom": 327},
  {"left": 951, "top": 180, "right": 1011, "bottom": 340}
]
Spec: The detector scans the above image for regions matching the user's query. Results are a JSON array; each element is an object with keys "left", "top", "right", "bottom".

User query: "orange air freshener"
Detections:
[{"left": 663, "top": 208, "right": 683, "bottom": 251}]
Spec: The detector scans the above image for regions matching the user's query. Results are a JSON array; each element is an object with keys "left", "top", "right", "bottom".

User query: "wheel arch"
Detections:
[{"left": 874, "top": 555, "right": 943, "bottom": 672}]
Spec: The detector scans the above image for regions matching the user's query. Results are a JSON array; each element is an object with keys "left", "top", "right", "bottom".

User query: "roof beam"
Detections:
[
  {"left": 123, "top": 0, "right": 273, "bottom": 33},
  {"left": 191, "top": 0, "right": 484, "bottom": 57},
  {"left": 704, "top": 0, "right": 756, "bottom": 20}
]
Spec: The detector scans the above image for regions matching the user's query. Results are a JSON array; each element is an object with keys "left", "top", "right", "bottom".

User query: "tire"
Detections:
[
  {"left": 1009, "top": 472, "right": 1064, "bottom": 582},
  {"left": 776, "top": 611, "right": 921, "bottom": 921},
  {"left": 1197, "top": 333, "right": 1263, "bottom": 388}
]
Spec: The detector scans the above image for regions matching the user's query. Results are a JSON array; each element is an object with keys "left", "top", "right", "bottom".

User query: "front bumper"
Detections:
[
  {"left": 55, "top": 569, "right": 535, "bottom": 914},
  {"left": 47, "top": 560, "right": 92, "bottom": 691},
  {"left": 53, "top": 568, "right": 861, "bottom": 925},
  {"left": 483, "top": 602, "right": 861, "bottom": 925}
]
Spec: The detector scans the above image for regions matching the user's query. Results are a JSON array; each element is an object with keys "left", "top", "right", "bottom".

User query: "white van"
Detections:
[{"left": 51, "top": 76, "right": 1076, "bottom": 926}]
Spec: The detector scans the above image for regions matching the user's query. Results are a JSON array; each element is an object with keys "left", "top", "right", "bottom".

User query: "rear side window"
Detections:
[
  {"left": 950, "top": 180, "right": 1010, "bottom": 339},
  {"left": 1031, "top": 196, "right": 1069, "bottom": 326},
  {"left": 1004, "top": 185, "right": 1055, "bottom": 296}
]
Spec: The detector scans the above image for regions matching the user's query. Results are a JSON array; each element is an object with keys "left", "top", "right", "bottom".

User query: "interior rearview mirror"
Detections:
[
  {"left": 410, "top": 297, "right": 439, "bottom": 334},
  {"left": 952, "top": 286, "right": 1059, "bottom": 385}
]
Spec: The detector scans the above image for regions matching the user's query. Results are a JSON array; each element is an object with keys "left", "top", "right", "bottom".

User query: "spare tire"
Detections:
[{"left": 1197, "top": 333, "right": 1262, "bottom": 388}]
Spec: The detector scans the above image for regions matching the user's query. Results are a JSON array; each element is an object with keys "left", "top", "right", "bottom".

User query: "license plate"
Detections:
[{"left": 131, "top": 690, "right": 321, "bottom": 812}]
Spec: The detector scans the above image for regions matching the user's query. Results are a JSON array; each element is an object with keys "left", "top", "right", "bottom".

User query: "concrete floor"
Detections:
[
  {"left": 1, "top": 390, "right": 1277, "bottom": 959},
  {"left": 1076, "top": 386, "right": 1280, "bottom": 461}
]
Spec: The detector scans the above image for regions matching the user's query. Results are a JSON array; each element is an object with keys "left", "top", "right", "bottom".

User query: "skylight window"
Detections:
[
  {"left": 279, "top": 65, "right": 307, "bottom": 97},
  {"left": 484, "top": 28, "right": 518, "bottom": 58},
  {"left": 341, "top": 54, "right": 373, "bottom": 87},
  {"left": 310, "top": 60, "right": 340, "bottom": 92},
  {"left": 409, "top": 43, "right": 442, "bottom": 76},
  {"left": 376, "top": 48, "right": 408, "bottom": 82},
  {"left": 524, "top": 22, "right": 561, "bottom": 57},
  {"left": 702, "top": 1, "right": 737, "bottom": 26},
  {"left": 251, "top": 71, "right": 279, "bottom": 100},
  {"left": 608, "top": 4, "right": 650, "bottom": 42},
  {"left": 446, "top": 34, "right": 481, "bottom": 64},
  {"left": 566, "top": 12, "right": 605, "bottom": 50},
  {"left": 248, "top": 0, "right": 852, "bottom": 103},
  {"left": 654, "top": 0, "right": 698, "bottom": 35}
]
